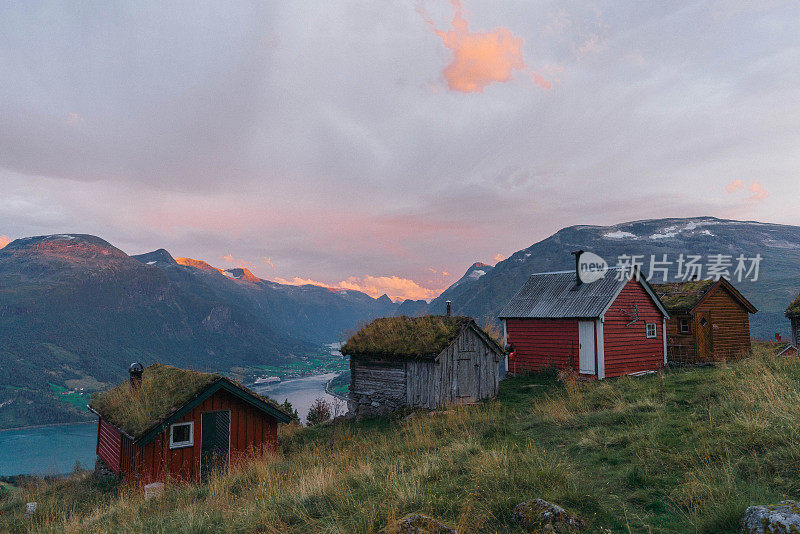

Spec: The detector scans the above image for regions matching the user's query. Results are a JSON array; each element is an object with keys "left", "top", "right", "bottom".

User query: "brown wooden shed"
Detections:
[
  {"left": 89, "top": 364, "right": 292, "bottom": 484},
  {"left": 342, "top": 316, "right": 504, "bottom": 417},
  {"left": 653, "top": 279, "right": 757, "bottom": 363}
]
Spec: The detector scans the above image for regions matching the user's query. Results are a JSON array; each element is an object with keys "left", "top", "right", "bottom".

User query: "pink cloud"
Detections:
[
  {"left": 0, "top": 235, "right": 10, "bottom": 249},
  {"left": 725, "top": 179, "right": 744, "bottom": 193},
  {"left": 271, "top": 274, "right": 442, "bottom": 301},
  {"left": 575, "top": 34, "right": 606, "bottom": 60},
  {"left": 749, "top": 182, "right": 770, "bottom": 202},
  {"left": 492, "top": 253, "right": 506, "bottom": 263},
  {"left": 422, "top": 0, "right": 550, "bottom": 93},
  {"left": 262, "top": 256, "right": 275, "bottom": 270},
  {"left": 220, "top": 253, "right": 256, "bottom": 270},
  {"left": 725, "top": 180, "right": 769, "bottom": 203}
]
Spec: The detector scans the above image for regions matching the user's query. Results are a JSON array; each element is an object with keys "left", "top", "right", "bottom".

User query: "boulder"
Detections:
[
  {"left": 741, "top": 501, "right": 800, "bottom": 533},
  {"left": 513, "top": 499, "right": 585, "bottom": 533},
  {"left": 394, "top": 514, "right": 458, "bottom": 534}
]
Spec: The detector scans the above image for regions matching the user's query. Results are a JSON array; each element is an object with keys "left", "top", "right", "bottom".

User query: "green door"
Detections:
[{"left": 201, "top": 410, "right": 230, "bottom": 481}]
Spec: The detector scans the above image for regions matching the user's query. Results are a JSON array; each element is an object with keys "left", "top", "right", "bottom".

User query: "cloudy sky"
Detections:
[{"left": 1, "top": 1, "right": 799, "bottom": 299}]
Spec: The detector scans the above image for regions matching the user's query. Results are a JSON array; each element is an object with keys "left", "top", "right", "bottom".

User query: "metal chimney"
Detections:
[
  {"left": 129, "top": 362, "right": 143, "bottom": 390},
  {"left": 446, "top": 300, "right": 452, "bottom": 317},
  {"left": 571, "top": 250, "right": 584, "bottom": 287}
]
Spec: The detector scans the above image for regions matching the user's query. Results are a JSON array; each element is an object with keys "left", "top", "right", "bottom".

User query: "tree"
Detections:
[
  {"left": 280, "top": 398, "right": 300, "bottom": 423},
  {"left": 306, "top": 398, "right": 331, "bottom": 426}
]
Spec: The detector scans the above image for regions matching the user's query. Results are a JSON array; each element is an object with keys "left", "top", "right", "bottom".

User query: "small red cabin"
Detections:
[
  {"left": 498, "top": 266, "right": 670, "bottom": 379},
  {"left": 89, "top": 364, "right": 292, "bottom": 484}
]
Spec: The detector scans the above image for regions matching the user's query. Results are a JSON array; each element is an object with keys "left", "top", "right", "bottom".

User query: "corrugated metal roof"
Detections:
[{"left": 498, "top": 270, "right": 630, "bottom": 319}]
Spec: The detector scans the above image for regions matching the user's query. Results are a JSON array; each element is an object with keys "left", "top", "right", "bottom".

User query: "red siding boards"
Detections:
[
  {"left": 100, "top": 388, "right": 281, "bottom": 485},
  {"left": 96, "top": 419, "right": 122, "bottom": 474},
  {"left": 603, "top": 279, "right": 665, "bottom": 378},
  {"left": 506, "top": 319, "right": 580, "bottom": 373}
]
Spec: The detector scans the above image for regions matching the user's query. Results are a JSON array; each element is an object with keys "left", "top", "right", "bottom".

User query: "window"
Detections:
[
  {"left": 646, "top": 323, "right": 657, "bottom": 339},
  {"left": 679, "top": 318, "right": 690, "bottom": 334},
  {"left": 169, "top": 422, "right": 194, "bottom": 449}
]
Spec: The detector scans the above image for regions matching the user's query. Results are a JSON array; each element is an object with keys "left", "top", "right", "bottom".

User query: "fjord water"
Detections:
[
  {"left": 0, "top": 422, "right": 97, "bottom": 477},
  {"left": 251, "top": 372, "right": 343, "bottom": 423},
  {"left": 0, "top": 373, "right": 342, "bottom": 476}
]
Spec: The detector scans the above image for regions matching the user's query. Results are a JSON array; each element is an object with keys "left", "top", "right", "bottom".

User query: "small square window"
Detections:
[
  {"left": 170, "top": 422, "right": 194, "bottom": 449},
  {"left": 679, "top": 318, "right": 690, "bottom": 334},
  {"left": 646, "top": 323, "right": 657, "bottom": 339}
]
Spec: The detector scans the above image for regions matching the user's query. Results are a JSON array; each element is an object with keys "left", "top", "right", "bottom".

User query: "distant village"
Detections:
[{"left": 88, "top": 250, "right": 800, "bottom": 486}]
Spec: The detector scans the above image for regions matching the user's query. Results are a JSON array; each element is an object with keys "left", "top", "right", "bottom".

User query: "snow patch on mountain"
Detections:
[{"left": 604, "top": 230, "right": 638, "bottom": 239}]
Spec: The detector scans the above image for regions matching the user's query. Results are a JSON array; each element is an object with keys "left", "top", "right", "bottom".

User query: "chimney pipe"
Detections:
[
  {"left": 446, "top": 301, "right": 452, "bottom": 317},
  {"left": 571, "top": 250, "right": 584, "bottom": 287},
  {"left": 129, "top": 362, "right": 143, "bottom": 390}
]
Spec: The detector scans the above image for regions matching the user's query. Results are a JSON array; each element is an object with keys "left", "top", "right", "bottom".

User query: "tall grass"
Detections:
[{"left": 4, "top": 347, "right": 800, "bottom": 532}]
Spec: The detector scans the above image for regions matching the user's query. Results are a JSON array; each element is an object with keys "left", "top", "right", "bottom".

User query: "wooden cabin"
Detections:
[
  {"left": 89, "top": 363, "right": 292, "bottom": 484},
  {"left": 341, "top": 316, "right": 504, "bottom": 417},
  {"left": 498, "top": 267, "right": 670, "bottom": 379},
  {"left": 787, "top": 291, "right": 800, "bottom": 349},
  {"left": 653, "top": 279, "right": 757, "bottom": 363}
]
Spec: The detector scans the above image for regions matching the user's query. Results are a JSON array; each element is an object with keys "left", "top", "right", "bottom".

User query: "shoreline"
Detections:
[
  {"left": 325, "top": 375, "right": 348, "bottom": 401},
  {"left": 0, "top": 418, "right": 95, "bottom": 433}
]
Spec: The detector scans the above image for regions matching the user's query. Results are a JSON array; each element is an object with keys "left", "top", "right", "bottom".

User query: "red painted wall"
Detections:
[
  {"left": 506, "top": 318, "right": 580, "bottom": 373},
  {"left": 96, "top": 418, "right": 122, "bottom": 474},
  {"left": 603, "top": 279, "right": 665, "bottom": 377},
  {"left": 104, "top": 388, "right": 280, "bottom": 484}
]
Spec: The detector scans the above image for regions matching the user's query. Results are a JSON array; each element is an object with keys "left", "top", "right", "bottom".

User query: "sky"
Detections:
[{"left": 1, "top": 1, "right": 799, "bottom": 300}]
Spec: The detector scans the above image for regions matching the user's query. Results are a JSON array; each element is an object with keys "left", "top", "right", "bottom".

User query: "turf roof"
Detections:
[
  {"left": 341, "top": 315, "right": 474, "bottom": 360},
  {"left": 89, "top": 363, "right": 286, "bottom": 439},
  {"left": 787, "top": 292, "right": 800, "bottom": 318},
  {"left": 652, "top": 280, "right": 715, "bottom": 312}
]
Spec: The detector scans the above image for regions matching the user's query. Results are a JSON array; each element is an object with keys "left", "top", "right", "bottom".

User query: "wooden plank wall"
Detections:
[
  {"left": 664, "top": 314, "right": 697, "bottom": 363},
  {"left": 97, "top": 419, "right": 123, "bottom": 474},
  {"left": 694, "top": 285, "right": 752, "bottom": 361},
  {"left": 352, "top": 327, "right": 500, "bottom": 414},
  {"left": 603, "top": 280, "right": 665, "bottom": 377},
  {"left": 117, "top": 388, "right": 279, "bottom": 485},
  {"left": 506, "top": 318, "right": 579, "bottom": 373}
]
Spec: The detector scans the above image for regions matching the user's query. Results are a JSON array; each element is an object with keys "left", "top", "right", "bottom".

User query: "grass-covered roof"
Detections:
[
  {"left": 341, "top": 316, "right": 473, "bottom": 360},
  {"left": 787, "top": 292, "right": 800, "bottom": 318},
  {"left": 652, "top": 280, "right": 715, "bottom": 312},
  {"left": 89, "top": 364, "right": 287, "bottom": 439}
]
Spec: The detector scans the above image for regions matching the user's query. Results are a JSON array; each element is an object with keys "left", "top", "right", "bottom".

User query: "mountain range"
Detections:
[
  {"left": 0, "top": 234, "right": 395, "bottom": 428},
  {"left": 2, "top": 216, "right": 800, "bottom": 428},
  {"left": 427, "top": 217, "right": 800, "bottom": 341}
]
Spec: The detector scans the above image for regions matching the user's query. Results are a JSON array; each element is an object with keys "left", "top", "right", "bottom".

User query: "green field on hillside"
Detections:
[{"left": 3, "top": 348, "right": 800, "bottom": 533}]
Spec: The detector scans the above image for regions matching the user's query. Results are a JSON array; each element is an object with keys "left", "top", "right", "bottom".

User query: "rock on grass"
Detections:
[
  {"left": 513, "top": 499, "right": 585, "bottom": 532},
  {"left": 741, "top": 501, "right": 800, "bottom": 533}
]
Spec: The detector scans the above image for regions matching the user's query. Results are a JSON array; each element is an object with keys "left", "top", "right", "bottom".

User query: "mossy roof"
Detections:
[
  {"left": 787, "top": 292, "right": 800, "bottom": 318},
  {"left": 341, "top": 316, "right": 484, "bottom": 360},
  {"left": 89, "top": 364, "right": 289, "bottom": 440},
  {"left": 652, "top": 280, "right": 715, "bottom": 312}
]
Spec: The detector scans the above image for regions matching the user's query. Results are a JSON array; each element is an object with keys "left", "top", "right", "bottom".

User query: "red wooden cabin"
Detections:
[
  {"left": 498, "top": 263, "right": 670, "bottom": 379},
  {"left": 89, "top": 364, "right": 292, "bottom": 484}
]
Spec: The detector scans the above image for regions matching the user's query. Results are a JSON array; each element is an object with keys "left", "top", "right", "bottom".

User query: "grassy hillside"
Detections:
[{"left": 4, "top": 349, "right": 800, "bottom": 532}]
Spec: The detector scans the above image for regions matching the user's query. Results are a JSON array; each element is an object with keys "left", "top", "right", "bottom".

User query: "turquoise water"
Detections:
[{"left": 0, "top": 422, "right": 97, "bottom": 477}]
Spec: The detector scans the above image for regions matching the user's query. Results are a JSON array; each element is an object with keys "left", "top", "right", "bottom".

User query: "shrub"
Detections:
[{"left": 306, "top": 398, "right": 331, "bottom": 426}]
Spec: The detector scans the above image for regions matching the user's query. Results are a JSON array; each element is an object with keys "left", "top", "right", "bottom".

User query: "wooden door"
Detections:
[
  {"left": 200, "top": 410, "right": 230, "bottom": 481},
  {"left": 578, "top": 321, "right": 596, "bottom": 374},
  {"left": 694, "top": 311, "right": 713, "bottom": 362},
  {"left": 455, "top": 355, "right": 477, "bottom": 402}
]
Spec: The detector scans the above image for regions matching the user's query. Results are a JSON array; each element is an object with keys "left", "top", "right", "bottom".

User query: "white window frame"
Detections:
[
  {"left": 646, "top": 323, "right": 657, "bottom": 339},
  {"left": 169, "top": 421, "right": 194, "bottom": 449}
]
